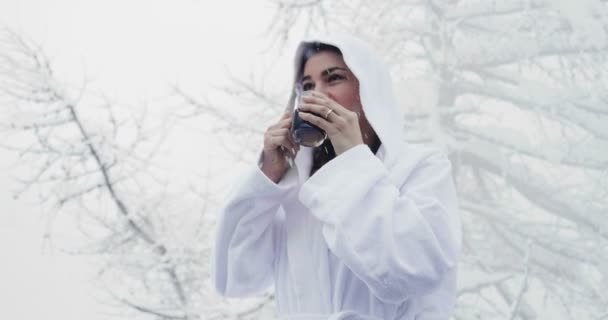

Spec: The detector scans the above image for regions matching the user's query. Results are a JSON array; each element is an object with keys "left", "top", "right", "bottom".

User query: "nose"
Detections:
[{"left": 315, "top": 85, "right": 334, "bottom": 100}]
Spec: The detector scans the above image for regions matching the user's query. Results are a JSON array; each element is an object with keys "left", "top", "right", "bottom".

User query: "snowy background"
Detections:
[{"left": 1, "top": 0, "right": 607, "bottom": 319}]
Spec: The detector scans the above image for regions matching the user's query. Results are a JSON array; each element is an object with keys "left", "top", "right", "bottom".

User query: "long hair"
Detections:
[{"left": 297, "top": 42, "right": 341, "bottom": 176}]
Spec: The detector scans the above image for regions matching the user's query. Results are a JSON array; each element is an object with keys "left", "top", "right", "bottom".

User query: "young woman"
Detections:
[{"left": 212, "top": 34, "right": 462, "bottom": 320}]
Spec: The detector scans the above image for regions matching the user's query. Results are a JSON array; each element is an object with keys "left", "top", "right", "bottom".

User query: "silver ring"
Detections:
[{"left": 324, "top": 109, "right": 334, "bottom": 120}]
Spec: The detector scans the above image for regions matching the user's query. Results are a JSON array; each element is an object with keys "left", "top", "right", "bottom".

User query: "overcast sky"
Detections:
[{"left": 0, "top": 1, "right": 285, "bottom": 319}]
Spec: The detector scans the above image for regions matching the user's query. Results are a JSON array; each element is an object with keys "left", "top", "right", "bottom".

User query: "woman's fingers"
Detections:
[
  {"left": 302, "top": 92, "right": 349, "bottom": 115},
  {"left": 278, "top": 117, "right": 293, "bottom": 129},
  {"left": 273, "top": 136, "right": 297, "bottom": 155},
  {"left": 277, "top": 113, "right": 299, "bottom": 151},
  {"left": 260, "top": 111, "right": 298, "bottom": 182},
  {"left": 268, "top": 128, "right": 297, "bottom": 153},
  {"left": 268, "top": 127, "right": 287, "bottom": 135},
  {"left": 263, "top": 111, "right": 301, "bottom": 158},
  {"left": 299, "top": 97, "right": 334, "bottom": 117},
  {"left": 298, "top": 102, "right": 329, "bottom": 119},
  {"left": 283, "top": 127, "right": 300, "bottom": 152},
  {"left": 280, "top": 111, "right": 291, "bottom": 120}
]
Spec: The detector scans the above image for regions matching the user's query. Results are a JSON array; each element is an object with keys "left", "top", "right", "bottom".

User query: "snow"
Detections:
[{"left": 550, "top": 0, "right": 607, "bottom": 48}]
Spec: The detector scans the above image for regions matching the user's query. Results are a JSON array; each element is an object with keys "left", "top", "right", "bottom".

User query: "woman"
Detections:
[{"left": 212, "top": 34, "right": 462, "bottom": 320}]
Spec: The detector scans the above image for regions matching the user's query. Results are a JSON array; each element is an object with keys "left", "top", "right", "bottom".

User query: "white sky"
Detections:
[{"left": 0, "top": 1, "right": 284, "bottom": 319}]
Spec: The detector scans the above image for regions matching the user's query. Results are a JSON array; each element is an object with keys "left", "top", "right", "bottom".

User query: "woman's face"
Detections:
[
  {"left": 301, "top": 51, "right": 361, "bottom": 114},
  {"left": 301, "top": 51, "right": 377, "bottom": 144}
]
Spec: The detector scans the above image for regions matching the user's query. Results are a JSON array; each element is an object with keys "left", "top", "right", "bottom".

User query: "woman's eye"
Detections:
[
  {"left": 328, "top": 74, "right": 345, "bottom": 82},
  {"left": 302, "top": 83, "right": 314, "bottom": 90}
]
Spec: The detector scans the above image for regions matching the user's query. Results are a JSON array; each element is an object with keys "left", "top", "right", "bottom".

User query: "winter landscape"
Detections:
[{"left": 1, "top": 1, "right": 607, "bottom": 319}]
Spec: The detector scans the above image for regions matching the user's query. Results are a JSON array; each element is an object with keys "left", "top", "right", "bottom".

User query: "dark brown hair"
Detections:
[{"left": 298, "top": 42, "right": 341, "bottom": 176}]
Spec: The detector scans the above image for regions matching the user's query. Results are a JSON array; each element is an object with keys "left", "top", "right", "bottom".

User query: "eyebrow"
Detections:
[{"left": 301, "top": 67, "right": 349, "bottom": 82}]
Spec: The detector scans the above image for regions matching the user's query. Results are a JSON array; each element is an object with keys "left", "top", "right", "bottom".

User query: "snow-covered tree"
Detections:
[{"left": 0, "top": 27, "right": 275, "bottom": 319}]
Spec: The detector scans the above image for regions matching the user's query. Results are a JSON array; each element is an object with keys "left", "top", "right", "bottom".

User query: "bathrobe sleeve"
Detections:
[
  {"left": 212, "top": 163, "right": 295, "bottom": 297},
  {"left": 298, "top": 144, "right": 462, "bottom": 304}
]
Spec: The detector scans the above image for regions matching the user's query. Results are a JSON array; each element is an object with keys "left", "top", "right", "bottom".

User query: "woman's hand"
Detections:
[
  {"left": 298, "top": 91, "right": 364, "bottom": 155},
  {"left": 260, "top": 111, "right": 300, "bottom": 183}
]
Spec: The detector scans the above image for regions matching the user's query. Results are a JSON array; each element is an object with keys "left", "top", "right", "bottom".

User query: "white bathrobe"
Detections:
[{"left": 212, "top": 35, "right": 462, "bottom": 320}]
